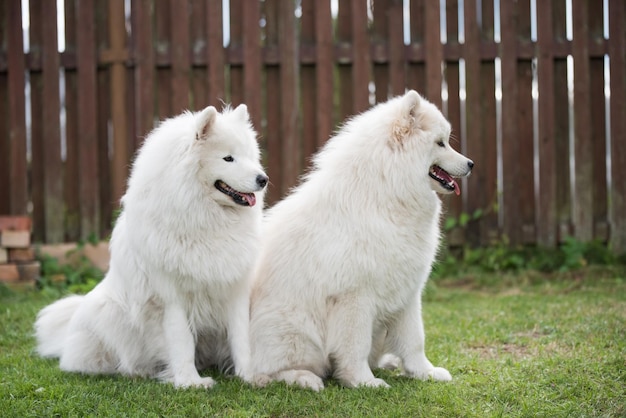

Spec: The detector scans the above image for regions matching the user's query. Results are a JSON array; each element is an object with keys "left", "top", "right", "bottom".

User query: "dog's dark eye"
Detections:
[
  {"left": 437, "top": 141, "right": 445, "bottom": 148},
  {"left": 223, "top": 155, "right": 234, "bottom": 162}
]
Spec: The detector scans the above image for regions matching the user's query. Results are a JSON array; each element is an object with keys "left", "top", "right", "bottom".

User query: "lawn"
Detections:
[{"left": 1, "top": 266, "right": 624, "bottom": 417}]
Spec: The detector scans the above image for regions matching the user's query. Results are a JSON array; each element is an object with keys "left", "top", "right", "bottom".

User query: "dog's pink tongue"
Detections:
[
  {"left": 244, "top": 193, "right": 256, "bottom": 207},
  {"left": 453, "top": 181, "right": 460, "bottom": 195}
]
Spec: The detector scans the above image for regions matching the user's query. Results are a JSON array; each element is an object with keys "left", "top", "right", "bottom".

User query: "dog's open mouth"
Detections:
[
  {"left": 214, "top": 180, "right": 257, "bottom": 206},
  {"left": 429, "top": 165, "right": 460, "bottom": 195}
]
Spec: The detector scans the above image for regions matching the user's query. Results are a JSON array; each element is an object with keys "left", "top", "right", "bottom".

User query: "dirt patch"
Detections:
[
  {"left": 466, "top": 334, "right": 569, "bottom": 361},
  {"left": 465, "top": 324, "right": 570, "bottom": 360},
  {"left": 466, "top": 342, "right": 531, "bottom": 360}
]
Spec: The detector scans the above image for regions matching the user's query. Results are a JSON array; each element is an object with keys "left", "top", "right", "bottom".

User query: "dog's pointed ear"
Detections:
[
  {"left": 391, "top": 90, "right": 422, "bottom": 146},
  {"left": 232, "top": 104, "right": 250, "bottom": 122},
  {"left": 196, "top": 106, "right": 218, "bottom": 140},
  {"left": 403, "top": 90, "right": 422, "bottom": 118}
]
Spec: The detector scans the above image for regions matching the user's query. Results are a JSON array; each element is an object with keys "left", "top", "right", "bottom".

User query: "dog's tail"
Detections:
[{"left": 34, "top": 295, "right": 84, "bottom": 358}]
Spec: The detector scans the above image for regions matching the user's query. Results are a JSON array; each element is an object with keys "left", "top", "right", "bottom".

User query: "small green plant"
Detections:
[
  {"left": 443, "top": 199, "right": 499, "bottom": 233},
  {"left": 444, "top": 208, "right": 484, "bottom": 232},
  {"left": 433, "top": 238, "right": 620, "bottom": 279},
  {"left": 86, "top": 232, "right": 100, "bottom": 247},
  {"left": 37, "top": 244, "right": 104, "bottom": 294}
]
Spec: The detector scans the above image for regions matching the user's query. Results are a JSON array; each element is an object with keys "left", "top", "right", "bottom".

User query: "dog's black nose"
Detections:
[
  {"left": 467, "top": 160, "right": 474, "bottom": 169},
  {"left": 256, "top": 174, "right": 269, "bottom": 188}
]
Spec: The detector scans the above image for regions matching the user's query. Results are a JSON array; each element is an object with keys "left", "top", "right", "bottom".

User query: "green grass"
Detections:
[{"left": 1, "top": 267, "right": 625, "bottom": 417}]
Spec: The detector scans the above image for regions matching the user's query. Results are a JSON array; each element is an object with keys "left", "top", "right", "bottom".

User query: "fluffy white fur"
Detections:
[
  {"left": 35, "top": 104, "right": 267, "bottom": 389},
  {"left": 249, "top": 90, "right": 473, "bottom": 391}
]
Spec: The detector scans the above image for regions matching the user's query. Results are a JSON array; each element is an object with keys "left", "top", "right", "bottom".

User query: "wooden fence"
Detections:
[{"left": 0, "top": 0, "right": 624, "bottom": 253}]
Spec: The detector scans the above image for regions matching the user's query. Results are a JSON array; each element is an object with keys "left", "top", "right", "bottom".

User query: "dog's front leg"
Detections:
[
  {"left": 386, "top": 293, "right": 452, "bottom": 381},
  {"left": 327, "top": 293, "right": 390, "bottom": 388},
  {"left": 226, "top": 284, "right": 252, "bottom": 382},
  {"left": 163, "top": 305, "right": 215, "bottom": 388}
]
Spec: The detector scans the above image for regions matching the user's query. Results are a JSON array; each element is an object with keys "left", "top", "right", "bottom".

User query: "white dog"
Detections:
[
  {"left": 249, "top": 90, "right": 473, "bottom": 390},
  {"left": 35, "top": 104, "right": 267, "bottom": 388}
]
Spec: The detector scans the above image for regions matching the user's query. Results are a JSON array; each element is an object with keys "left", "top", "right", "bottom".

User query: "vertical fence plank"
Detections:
[
  {"left": 499, "top": 0, "right": 519, "bottom": 244},
  {"left": 279, "top": 0, "right": 300, "bottom": 193},
  {"left": 125, "top": 53, "right": 137, "bottom": 160},
  {"left": 501, "top": 0, "right": 534, "bottom": 244},
  {"left": 243, "top": 0, "right": 262, "bottom": 128},
  {"left": 445, "top": 0, "right": 459, "bottom": 128},
  {"left": 190, "top": 0, "right": 207, "bottom": 109},
  {"left": 388, "top": 0, "right": 405, "bottom": 96},
  {"left": 517, "top": 0, "right": 536, "bottom": 243},
  {"left": 444, "top": 0, "right": 463, "bottom": 246},
  {"left": 372, "top": 0, "right": 404, "bottom": 101},
  {"left": 95, "top": 0, "right": 113, "bottom": 236},
  {"left": 424, "top": 0, "right": 442, "bottom": 106},
  {"left": 206, "top": 0, "right": 225, "bottom": 106},
  {"left": 300, "top": 0, "right": 317, "bottom": 167},
  {"left": 109, "top": 0, "right": 129, "bottom": 208},
  {"left": 608, "top": 0, "right": 626, "bottom": 254},
  {"left": 133, "top": 0, "right": 155, "bottom": 143},
  {"left": 64, "top": 0, "right": 80, "bottom": 241},
  {"left": 337, "top": 0, "right": 353, "bottom": 122},
  {"left": 229, "top": 0, "right": 244, "bottom": 106},
  {"left": 572, "top": 0, "right": 593, "bottom": 241},
  {"left": 552, "top": 1, "right": 571, "bottom": 242},
  {"left": 29, "top": 1, "right": 45, "bottom": 241},
  {"left": 465, "top": 0, "right": 497, "bottom": 246},
  {"left": 350, "top": 0, "right": 370, "bottom": 113},
  {"left": 478, "top": 1, "right": 498, "bottom": 244},
  {"left": 77, "top": 0, "right": 100, "bottom": 240},
  {"left": 373, "top": 0, "right": 391, "bottom": 103},
  {"left": 6, "top": 0, "right": 28, "bottom": 215},
  {"left": 155, "top": 0, "right": 172, "bottom": 119},
  {"left": 0, "top": 1, "right": 7, "bottom": 215},
  {"left": 41, "top": 1, "right": 64, "bottom": 243},
  {"left": 315, "top": 0, "right": 334, "bottom": 146},
  {"left": 294, "top": 0, "right": 334, "bottom": 203},
  {"left": 170, "top": 0, "right": 190, "bottom": 113},
  {"left": 263, "top": 0, "right": 281, "bottom": 204},
  {"left": 536, "top": 1, "right": 558, "bottom": 247},
  {"left": 589, "top": 2, "right": 608, "bottom": 241},
  {"left": 407, "top": 0, "right": 426, "bottom": 94}
]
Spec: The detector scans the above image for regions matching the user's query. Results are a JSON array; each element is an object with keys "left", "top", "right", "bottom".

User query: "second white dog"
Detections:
[{"left": 249, "top": 90, "right": 473, "bottom": 390}]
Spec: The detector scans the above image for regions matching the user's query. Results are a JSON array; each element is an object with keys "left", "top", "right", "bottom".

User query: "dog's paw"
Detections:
[
  {"left": 428, "top": 367, "right": 452, "bottom": 381},
  {"left": 235, "top": 370, "right": 255, "bottom": 385},
  {"left": 294, "top": 371, "right": 325, "bottom": 392},
  {"left": 272, "top": 369, "right": 325, "bottom": 391},
  {"left": 173, "top": 376, "right": 216, "bottom": 389},
  {"left": 377, "top": 353, "right": 401, "bottom": 370},
  {"left": 407, "top": 366, "right": 452, "bottom": 382},
  {"left": 251, "top": 374, "right": 273, "bottom": 388},
  {"left": 359, "top": 378, "right": 390, "bottom": 389}
]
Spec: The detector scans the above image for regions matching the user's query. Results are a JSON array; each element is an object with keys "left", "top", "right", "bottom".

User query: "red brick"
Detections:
[
  {"left": 0, "top": 230, "right": 30, "bottom": 248},
  {"left": 8, "top": 248, "right": 36, "bottom": 262},
  {"left": 0, "top": 262, "right": 40, "bottom": 283},
  {"left": 0, "top": 264, "right": 19, "bottom": 282},
  {"left": 0, "top": 216, "right": 32, "bottom": 232}
]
